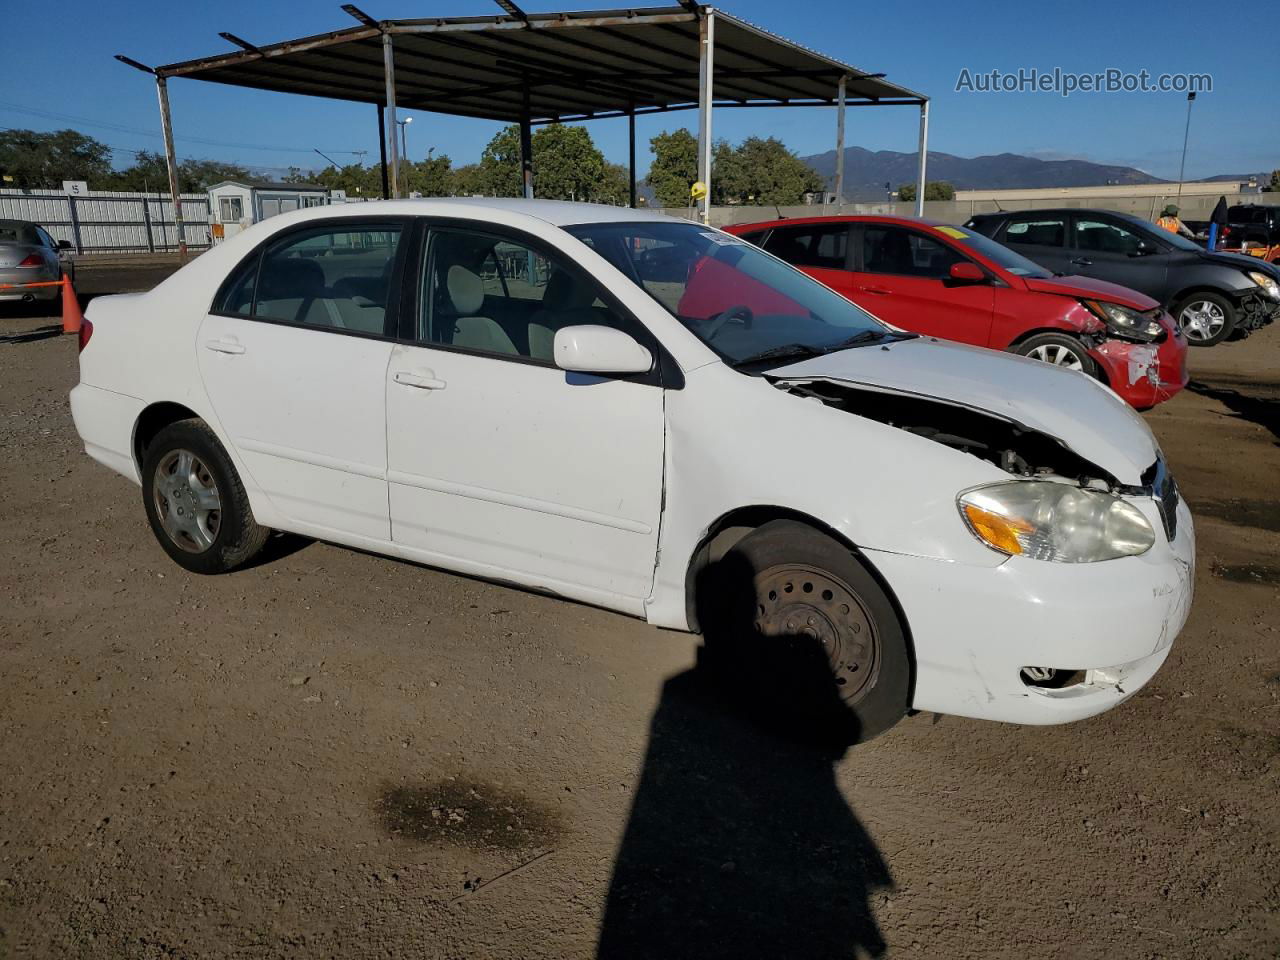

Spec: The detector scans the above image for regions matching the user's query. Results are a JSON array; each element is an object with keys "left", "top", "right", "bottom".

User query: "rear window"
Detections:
[{"left": 0, "top": 223, "right": 36, "bottom": 244}]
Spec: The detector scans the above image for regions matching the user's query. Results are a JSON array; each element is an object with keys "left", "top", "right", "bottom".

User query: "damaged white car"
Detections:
[{"left": 70, "top": 199, "right": 1194, "bottom": 740}]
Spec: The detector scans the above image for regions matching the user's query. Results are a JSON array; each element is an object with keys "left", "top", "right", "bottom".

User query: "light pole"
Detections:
[
  {"left": 396, "top": 116, "right": 412, "bottom": 194},
  {"left": 1176, "top": 92, "right": 1196, "bottom": 205}
]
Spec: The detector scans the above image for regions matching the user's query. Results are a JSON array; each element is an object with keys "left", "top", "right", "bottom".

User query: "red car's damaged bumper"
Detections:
[{"left": 1090, "top": 318, "right": 1189, "bottom": 409}]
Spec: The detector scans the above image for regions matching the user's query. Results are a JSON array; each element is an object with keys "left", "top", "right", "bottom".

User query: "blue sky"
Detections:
[{"left": 2, "top": 0, "right": 1273, "bottom": 181}]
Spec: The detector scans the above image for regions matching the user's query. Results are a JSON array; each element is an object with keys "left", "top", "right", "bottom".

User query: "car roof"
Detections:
[
  {"left": 274, "top": 197, "right": 675, "bottom": 228},
  {"left": 726, "top": 214, "right": 948, "bottom": 232}
]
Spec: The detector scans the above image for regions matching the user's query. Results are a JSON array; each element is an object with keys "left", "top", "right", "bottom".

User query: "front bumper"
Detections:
[
  {"left": 865, "top": 496, "right": 1194, "bottom": 725},
  {"left": 1090, "top": 322, "right": 1189, "bottom": 409}
]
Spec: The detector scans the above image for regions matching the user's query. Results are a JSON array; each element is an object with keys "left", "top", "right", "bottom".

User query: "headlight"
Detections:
[
  {"left": 1081, "top": 299, "right": 1166, "bottom": 342},
  {"left": 958, "top": 481, "right": 1155, "bottom": 562},
  {"left": 1246, "top": 271, "right": 1280, "bottom": 301}
]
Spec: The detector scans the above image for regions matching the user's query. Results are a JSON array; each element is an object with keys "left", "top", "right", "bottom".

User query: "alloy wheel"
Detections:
[
  {"left": 1178, "top": 300, "right": 1225, "bottom": 342},
  {"left": 1026, "top": 342, "right": 1085, "bottom": 370},
  {"left": 152, "top": 449, "right": 222, "bottom": 553}
]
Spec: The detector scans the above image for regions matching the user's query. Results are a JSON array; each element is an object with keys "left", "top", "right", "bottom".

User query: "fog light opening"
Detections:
[{"left": 1020, "top": 666, "right": 1087, "bottom": 689}]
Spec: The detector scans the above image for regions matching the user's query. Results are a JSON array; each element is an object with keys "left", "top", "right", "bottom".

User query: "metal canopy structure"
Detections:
[{"left": 117, "top": 3, "right": 930, "bottom": 258}]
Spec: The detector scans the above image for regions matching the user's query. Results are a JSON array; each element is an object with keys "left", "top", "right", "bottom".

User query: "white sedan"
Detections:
[{"left": 70, "top": 199, "right": 1194, "bottom": 740}]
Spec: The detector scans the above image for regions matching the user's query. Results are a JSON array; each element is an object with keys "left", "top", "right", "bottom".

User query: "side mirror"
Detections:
[
  {"left": 554, "top": 325, "right": 653, "bottom": 375},
  {"left": 57, "top": 240, "right": 73, "bottom": 250},
  {"left": 948, "top": 261, "right": 986, "bottom": 284}
]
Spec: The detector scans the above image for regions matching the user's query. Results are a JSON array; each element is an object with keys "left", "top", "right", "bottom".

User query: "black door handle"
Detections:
[{"left": 1070, "top": 257, "right": 1093, "bottom": 266}]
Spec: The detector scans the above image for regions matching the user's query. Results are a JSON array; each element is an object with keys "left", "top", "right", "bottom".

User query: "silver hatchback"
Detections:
[{"left": 0, "top": 219, "right": 75, "bottom": 305}]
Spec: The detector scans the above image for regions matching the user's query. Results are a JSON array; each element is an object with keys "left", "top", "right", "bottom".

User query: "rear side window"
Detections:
[
  {"left": 1004, "top": 217, "right": 1066, "bottom": 247},
  {"left": 762, "top": 224, "right": 849, "bottom": 269},
  {"left": 214, "top": 224, "right": 402, "bottom": 336}
]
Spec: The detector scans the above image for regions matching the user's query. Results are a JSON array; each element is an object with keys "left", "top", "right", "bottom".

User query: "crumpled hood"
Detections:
[
  {"left": 1023, "top": 274, "right": 1158, "bottom": 309},
  {"left": 769, "top": 337, "right": 1159, "bottom": 485}
]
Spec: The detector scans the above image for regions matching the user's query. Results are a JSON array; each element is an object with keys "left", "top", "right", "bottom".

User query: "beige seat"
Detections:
[
  {"left": 527, "top": 269, "right": 601, "bottom": 361},
  {"left": 446, "top": 264, "right": 518, "bottom": 355}
]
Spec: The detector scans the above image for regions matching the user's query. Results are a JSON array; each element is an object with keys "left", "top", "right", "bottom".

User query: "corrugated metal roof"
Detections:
[{"left": 155, "top": 5, "right": 926, "bottom": 124}]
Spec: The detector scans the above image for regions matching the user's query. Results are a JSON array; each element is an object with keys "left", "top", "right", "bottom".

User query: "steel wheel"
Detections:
[
  {"left": 1026, "top": 341, "right": 1085, "bottom": 370},
  {"left": 1178, "top": 299, "right": 1226, "bottom": 343},
  {"left": 753, "top": 563, "right": 880, "bottom": 704},
  {"left": 151, "top": 448, "right": 221, "bottom": 554}
]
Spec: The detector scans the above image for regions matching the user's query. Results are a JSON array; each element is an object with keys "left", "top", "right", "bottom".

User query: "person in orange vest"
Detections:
[{"left": 1156, "top": 204, "right": 1184, "bottom": 234}]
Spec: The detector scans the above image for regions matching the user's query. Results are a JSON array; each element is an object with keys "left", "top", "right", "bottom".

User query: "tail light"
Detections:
[
  {"left": 77, "top": 317, "right": 93, "bottom": 353},
  {"left": 17, "top": 253, "right": 42, "bottom": 267}
]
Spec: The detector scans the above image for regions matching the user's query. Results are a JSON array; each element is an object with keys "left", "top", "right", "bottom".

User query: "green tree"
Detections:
[
  {"left": 713, "top": 136, "right": 823, "bottom": 205},
  {"left": 450, "top": 163, "right": 484, "bottom": 196},
  {"left": 477, "top": 125, "right": 524, "bottom": 198},
  {"left": 0, "top": 129, "right": 113, "bottom": 189},
  {"left": 406, "top": 152, "right": 454, "bottom": 197},
  {"left": 896, "top": 181, "right": 955, "bottom": 202},
  {"left": 646, "top": 128, "right": 699, "bottom": 207},
  {"left": 103, "top": 151, "right": 251, "bottom": 193},
  {"left": 472, "top": 123, "right": 618, "bottom": 202},
  {"left": 1265, "top": 169, "right": 1280, "bottom": 193}
]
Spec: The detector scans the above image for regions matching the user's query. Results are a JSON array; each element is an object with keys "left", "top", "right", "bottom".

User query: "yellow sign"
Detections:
[
  {"left": 936, "top": 226, "right": 968, "bottom": 239},
  {"left": 690, "top": 180, "right": 707, "bottom": 200}
]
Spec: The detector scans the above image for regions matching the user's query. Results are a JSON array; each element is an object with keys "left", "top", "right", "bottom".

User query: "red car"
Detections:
[{"left": 724, "top": 216, "right": 1188, "bottom": 409}]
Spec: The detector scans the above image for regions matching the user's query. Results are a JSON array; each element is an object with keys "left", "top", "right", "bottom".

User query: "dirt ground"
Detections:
[{"left": 1, "top": 259, "right": 1277, "bottom": 960}]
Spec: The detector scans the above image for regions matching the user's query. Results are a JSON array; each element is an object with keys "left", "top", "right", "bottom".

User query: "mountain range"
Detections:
[{"left": 800, "top": 147, "right": 1263, "bottom": 200}]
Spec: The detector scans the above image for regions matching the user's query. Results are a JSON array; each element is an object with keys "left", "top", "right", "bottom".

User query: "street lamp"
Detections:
[
  {"left": 395, "top": 116, "right": 413, "bottom": 194},
  {"left": 1175, "top": 92, "right": 1196, "bottom": 205}
]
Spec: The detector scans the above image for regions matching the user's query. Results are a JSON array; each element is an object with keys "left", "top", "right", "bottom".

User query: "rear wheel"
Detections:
[
  {"left": 1173, "top": 292, "right": 1235, "bottom": 346},
  {"left": 1015, "top": 332, "right": 1099, "bottom": 378},
  {"left": 141, "top": 419, "right": 269, "bottom": 574},
  {"left": 702, "top": 520, "right": 911, "bottom": 743}
]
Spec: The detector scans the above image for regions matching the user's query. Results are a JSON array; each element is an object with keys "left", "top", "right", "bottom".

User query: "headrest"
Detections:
[
  {"left": 260, "top": 257, "right": 324, "bottom": 300},
  {"left": 543, "top": 269, "right": 596, "bottom": 312},
  {"left": 447, "top": 264, "right": 485, "bottom": 315}
]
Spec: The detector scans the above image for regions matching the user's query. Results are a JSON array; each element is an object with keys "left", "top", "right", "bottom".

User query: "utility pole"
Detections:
[{"left": 1176, "top": 92, "right": 1196, "bottom": 204}]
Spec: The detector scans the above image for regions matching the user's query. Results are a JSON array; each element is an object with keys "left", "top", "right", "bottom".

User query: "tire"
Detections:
[
  {"left": 1173, "top": 291, "right": 1236, "bottom": 346},
  {"left": 1014, "top": 332, "right": 1099, "bottom": 378},
  {"left": 141, "top": 419, "right": 269, "bottom": 574},
  {"left": 699, "top": 520, "right": 911, "bottom": 743}
]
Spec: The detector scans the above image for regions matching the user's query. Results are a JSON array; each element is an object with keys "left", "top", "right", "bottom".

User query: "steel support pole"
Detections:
[
  {"left": 628, "top": 106, "right": 637, "bottom": 209},
  {"left": 834, "top": 76, "right": 847, "bottom": 210},
  {"left": 914, "top": 101, "right": 929, "bottom": 217},
  {"left": 696, "top": 9, "right": 715, "bottom": 224},
  {"left": 377, "top": 105, "right": 390, "bottom": 199},
  {"left": 155, "top": 76, "right": 187, "bottom": 263},
  {"left": 520, "top": 85, "right": 534, "bottom": 200},
  {"left": 382, "top": 33, "right": 400, "bottom": 199}
]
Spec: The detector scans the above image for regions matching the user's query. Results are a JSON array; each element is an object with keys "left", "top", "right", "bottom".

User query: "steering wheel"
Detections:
[{"left": 703, "top": 304, "right": 755, "bottom": 342}]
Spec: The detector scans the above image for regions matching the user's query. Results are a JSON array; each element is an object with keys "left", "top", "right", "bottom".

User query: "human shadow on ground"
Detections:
[
  {"left": 597, "top": 552, "right": 893, "bottom": 960},
  {"left": 1189, "top": 378, "right": 1280, "bottom": 443}
]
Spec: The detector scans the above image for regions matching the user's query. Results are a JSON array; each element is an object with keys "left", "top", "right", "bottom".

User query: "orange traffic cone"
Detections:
[{"left": 61, "top": 276, "right": 83, "bottom": 335}]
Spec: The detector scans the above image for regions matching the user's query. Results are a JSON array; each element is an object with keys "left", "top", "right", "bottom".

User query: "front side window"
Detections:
[
  {"left": 214, "top": 224, "right": 401, "bottom": 335},
  {"left": 566, "top": 221, "right": 897, "bottom": 369},
  {"left": 762, "top": 224, "right": 849, "bottom": 270},
  {"left": 1075, "top": 218, "right": 1144, "bottom": 255},
  {"left": 418, "top": 228, "right": 629, "bottom": 362},
  {"left": 939, "top": 225, "right": 1050, "bottom": 278},
  {"left": 861, "top": 226, "right": 963, "bottom": 279},
  {"left": 1004, "top": 216, "right": 1066, "bottom": 248}
]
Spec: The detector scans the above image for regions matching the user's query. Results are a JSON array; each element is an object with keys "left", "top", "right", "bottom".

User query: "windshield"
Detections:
[
  {"left": 1157, "top": 227, "right": 1203, "bottom": 252},
  {"left": 565, "top": 221, "right": 900, "bottom": 367},
  {"left": 939, "top": 224, "right": 1051, "bottom": 277}
]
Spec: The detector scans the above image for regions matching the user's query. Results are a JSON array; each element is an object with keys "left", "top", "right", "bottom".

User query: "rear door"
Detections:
[
  {"left": 998, "top": 213, "right": 1074, "bottom": 275},
  {"left": 848, "top": 223, "right": 994, "bottom": 343},
  {"left": 198, "top": 219, "right": 407, "bottom": 540},
  {"left": 757, "top": 223, "right": 857, "bottom": 299},
  {"left": 1069, "top": 214, "right": 1169, "bottom": 299}
]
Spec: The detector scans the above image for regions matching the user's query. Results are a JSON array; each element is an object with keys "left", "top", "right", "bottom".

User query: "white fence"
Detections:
[{"left": 0, "top": 190, "right": 213, "bottom": 254}]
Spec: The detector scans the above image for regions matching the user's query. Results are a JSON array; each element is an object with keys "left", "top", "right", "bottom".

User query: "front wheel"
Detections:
[
  {"left": 1173, "top": 292, "right": 1236, "bottom": 346},
  {"left": 1014, "top": 332, "right": 1099, "bottom": 378},
  {"left": 703, "top": 520, "right": 911, "bottom": 743},
  {"left": 141, "top": 419, "right": 269, "bottom": 574}
]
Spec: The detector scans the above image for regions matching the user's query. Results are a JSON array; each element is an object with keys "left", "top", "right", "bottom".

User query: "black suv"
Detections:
[
  {"left": 965, "top": 208, "right": 1280, "bottom": 345},
  {"left": 1227, "top": 204, "right": 1280, "bottom": 248}
]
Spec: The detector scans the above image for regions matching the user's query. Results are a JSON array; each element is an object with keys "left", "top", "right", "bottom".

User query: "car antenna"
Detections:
[{"left": 774, "top": 203, "right": 785, "bottom": 220}]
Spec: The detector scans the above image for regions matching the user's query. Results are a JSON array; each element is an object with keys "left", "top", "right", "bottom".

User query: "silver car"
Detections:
[{"left": 0, "top": 219, "right": 74, "bottom": 306}]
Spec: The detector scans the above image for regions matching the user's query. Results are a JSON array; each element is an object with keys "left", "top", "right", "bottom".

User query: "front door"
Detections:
[
  {"left": 198, "top": 219, "right": 407, "bottom": 540},
  {"left": 1069, "top": 215, "right": 1169, "bottom": 300},
  {"left": 850, "top": 224, "right": 994, "bottom": 344},
  {"left": 385, "top": 222, "right": 665, "bottom": 606}
]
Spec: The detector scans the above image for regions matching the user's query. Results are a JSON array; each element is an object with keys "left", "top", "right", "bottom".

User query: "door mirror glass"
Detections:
[
  {"left": 554, "top": 325, "right": 653, "bottom": 375},
  {"left": 57, "top": 239, "right": 73, "bottom": 250},
  {"left": 948, "top": 261, "right": 986, "bottom": 283}
]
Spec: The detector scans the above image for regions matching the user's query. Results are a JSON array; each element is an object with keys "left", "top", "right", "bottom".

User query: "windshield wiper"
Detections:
[{"left": 731, "top": 342, "right": 827, "bottom": 369}]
